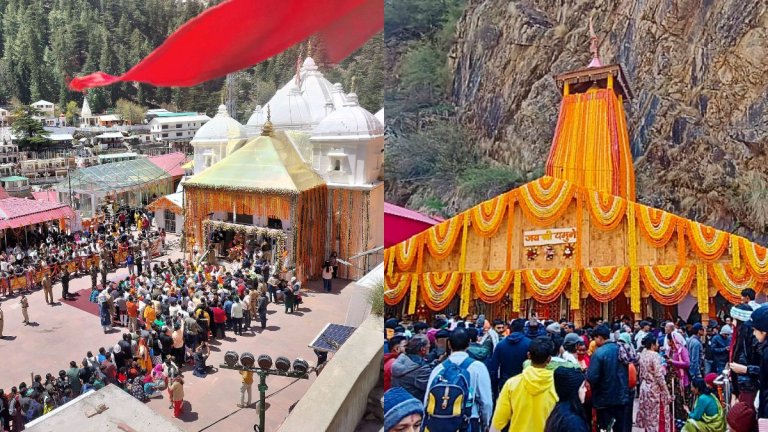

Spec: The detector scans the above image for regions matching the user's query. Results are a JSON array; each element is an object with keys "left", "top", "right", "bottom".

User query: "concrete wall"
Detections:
[{"left": 279, "top": 315, "right": 383, "bottom": 432}]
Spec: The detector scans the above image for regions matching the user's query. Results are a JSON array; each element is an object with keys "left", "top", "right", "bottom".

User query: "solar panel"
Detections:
[{"left": 308, "top": 323, "right": 357, "bottom": 353}]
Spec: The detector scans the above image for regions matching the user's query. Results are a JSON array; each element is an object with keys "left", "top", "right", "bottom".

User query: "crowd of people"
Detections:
[
  {"left": 383, "top": 288, "right": 768, "bottom": 432},
  {"left": 0, "top": 207, "right": 311, "bottom": 431},
  {"left": 0, "top": 207, "right": 165, "bottom": 301}
]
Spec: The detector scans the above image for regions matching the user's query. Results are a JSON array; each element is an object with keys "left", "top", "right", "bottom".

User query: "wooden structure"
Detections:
[{"left": 384, "top": 44, "right": 768, "bottom": 325}]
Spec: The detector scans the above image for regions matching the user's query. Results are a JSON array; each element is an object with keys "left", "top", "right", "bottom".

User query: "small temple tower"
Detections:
[{"left": 545, "top": 19, "right": 636, "bottom": 201}]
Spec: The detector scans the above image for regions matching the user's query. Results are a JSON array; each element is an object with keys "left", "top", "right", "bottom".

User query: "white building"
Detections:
[
  {"left": 247, "top": 57, "right": 343, "bottom": 135},
  {"left": 149, "top": 114, "right": 210, "bottom": 143},
  {"left": 311, "top": 92, "right": 384, "bottom": 187},
  {"left": 31, "top": 100, "right": 56, "bottom": 126},
  {"left": 79, "top": 98, "right": 98, "bottom": 127},
  {"left": 190, "top": 105, "right": 247, "bottom": 175}
]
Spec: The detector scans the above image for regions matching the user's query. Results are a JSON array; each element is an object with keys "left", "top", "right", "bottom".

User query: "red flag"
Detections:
[{"left": 68, "top": 0, "right": 382, "bottom": 91}]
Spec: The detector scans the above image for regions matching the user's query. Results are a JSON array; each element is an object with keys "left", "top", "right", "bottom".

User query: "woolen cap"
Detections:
[
  {"left": 730, "top": 304, "right": 753, "bottom": 323},
  {"left": 553, "top": 367, "right": 584, "bottom": 401},
  {"left": 727, "top": 401, "right": 756, "bottom": 432},
  {"left": 384, "top": 387, "right": 423, "bottom": 432},
  {"left": 751, "top": 304, "right": 768, "bottom": 332}
]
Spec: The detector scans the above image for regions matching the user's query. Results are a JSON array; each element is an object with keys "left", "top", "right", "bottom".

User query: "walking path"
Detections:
[{"left": 0, "top": 243, "right": 362, "bottom": 431}]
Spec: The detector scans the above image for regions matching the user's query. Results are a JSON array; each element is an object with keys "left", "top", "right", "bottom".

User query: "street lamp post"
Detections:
[{"left": 219, "top": 352, "right": 311, "bottom": 432}]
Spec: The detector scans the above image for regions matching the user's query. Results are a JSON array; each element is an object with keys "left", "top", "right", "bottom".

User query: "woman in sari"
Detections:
[
  {"left": 137, "top": 337, "right": 153, "bottom": 373},
  {"left": 666, "top": 330, "right": 691, "bottom": 423},
  {"left": 636, "top": 334, "right": 672, "bottom": 432},
  {"left": 680, "top": 378, "right": 725, "bottom": 432}
]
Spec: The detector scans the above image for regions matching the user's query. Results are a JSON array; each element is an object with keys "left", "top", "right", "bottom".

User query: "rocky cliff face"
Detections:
[{"left": 449, "top": 0, "right": 768, "bottom": 243}]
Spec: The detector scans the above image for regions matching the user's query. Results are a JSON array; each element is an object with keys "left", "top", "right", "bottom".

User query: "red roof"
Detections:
[
  {"left": 32, "top": 191, "right": 60, "bottom": 203},
  {"left": 148, "top": 152, "right": 187, "bottom": 178},
  {"left": 0, "top": 197, "right": 75, "bottom": 229},
  {"left": 384, "top": 202, "right": 443, "bottom": 224},
  {"left": 384, "top": 202, "right": 442, "bottom": 248}
]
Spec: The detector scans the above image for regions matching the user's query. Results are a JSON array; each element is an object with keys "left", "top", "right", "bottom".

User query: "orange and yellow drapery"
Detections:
[
  {"left": 587, "top": 190, "right": 626, "bottom": 231},
  {"left": 522, "top": 268, "right": 571, "bottom": 303},
  {"left": 425, "top": 214, "right": 464, "bottom": 260},
  {"left": 740, "top": 238, "right": 768, "bottom": 282},
  {"left": 470, "top": 194, "right": 508, "bottom": 237},
  {"left": 636, "top": 203, "right": 678, "bottom": 247},
  {"left": 640, "top": 265, "right": 695, "bottom": 305},
  {"left": 709, "top": 262, "right": 763, "bottom": 304},
  {"left": 420, "top": 272, "right": 463, "bottom": 311},
  {"left": 384, "top": 272, "right": 412, "bottom": 305},
  {"left": 517, "top": 176, "right": 575, "bottom": 226},
  {"left": 395, "top": 234, "right": 422, "bottom": 272},
  {"left": 472, "top": 271, "right": 514, "bottom": 303},
  {"left": 687, "top": 220, "right": 729, "bottom": 262},
  {"left": 581, "top": 266, "right": 630, "bottom": 302}
]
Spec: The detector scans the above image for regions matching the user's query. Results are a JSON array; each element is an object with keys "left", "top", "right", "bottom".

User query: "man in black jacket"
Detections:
[{"left": 587, "top": 325, "right": 630, "bottom": 432}]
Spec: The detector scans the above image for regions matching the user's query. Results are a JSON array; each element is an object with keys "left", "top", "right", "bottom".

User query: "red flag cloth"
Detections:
[{"left": 69, "top": 0, "right": 382, "bottom": 91}]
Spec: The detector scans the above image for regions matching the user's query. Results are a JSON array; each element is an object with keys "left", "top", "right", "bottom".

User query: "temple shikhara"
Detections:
[{"left": 384, "top": 37, "right": 768, "bottom": 325}]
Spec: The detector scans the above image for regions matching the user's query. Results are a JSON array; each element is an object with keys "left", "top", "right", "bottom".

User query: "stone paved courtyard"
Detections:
[{"left": 0, "top": 238, "right": 363, "bottom": 431}]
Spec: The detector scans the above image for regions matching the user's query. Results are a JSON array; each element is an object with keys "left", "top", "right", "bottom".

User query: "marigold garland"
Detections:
[
  {"left": 425, "top": 214, "right": 464, "bottom": 260},
  {"left": 627, "top": 203, "right": 640, "bottom": 312},
  {"left": 709, "top": 262, "right": 762, "bottom": 304},
  {"left": 640, "top": 265, "right": 695, "bottom": 305},
  {"left": 636, "top": 203, "right": 677, "bottom": 247},
  {"left": 582, "top": 266, "right": 630, "bottom": 302},
  {"left": 696, "top": 264, "right": 708, "bottom": 314},
  {"left": 731, "top": 235, "right": 741, "bottom": 270},
  {"left": 512, "top": 270, "right": 522, "bottom": 312},
  {"left": 506, "top": 193, "right": 515, "bottom": 269},
  {"left": 473, "top": 271, "right": 514, "bottom": 303},
  {"left": 395, "top": 234, "right": 421, "bottom": 272},
  {"left": 687, "top": 221, "right": 729, "bottom": 262},
  {"left": 459, "top": 273, "right": 472, "bottom": 317},
  {"left": 741, "top": 240, "right": 768, "bottom": 282},
  {"left": 408, "top": 275, "right": 418, "bottom": 314},
  {"left": 587, "top": 190, "right": 626, "bottom": 231},
  {"left": 570, "top": 269, "right": 580, "bottom": 310},
  {"left": 522, "top": 268, "right": 571, "bottom": 303},
  {"left": 677, "top": 223, "right": 687, "bottom": 265},
  {"left": 470, "top": 194, "right": 508, "bottom": 238},
  {"left": 517, "top": 176, "right": 575, "bottom": 226},
  {"left": 459, "top": 213, "right": 469, "bottom": 272},
  {"left": 420, "top": 272, "right": 463, "bottom": 311},
  {"left": 386, "top": 246, "right": 395, "bottom": 277},
  {"left": 384, "top": 273, "right": 412, "bottom": 305}
]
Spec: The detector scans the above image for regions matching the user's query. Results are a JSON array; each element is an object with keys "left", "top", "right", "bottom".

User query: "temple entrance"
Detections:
[{"left": 202, "top": 220, "right": 288, "bottom": 268}]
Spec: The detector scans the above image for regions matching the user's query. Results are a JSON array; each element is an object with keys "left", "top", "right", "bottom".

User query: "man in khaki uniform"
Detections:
[
  {"left": 21, "top": 294, "right": 29, "bottom": 324},
  {"left": 42, "top": 273, "right": 53, "bottom": 304}
]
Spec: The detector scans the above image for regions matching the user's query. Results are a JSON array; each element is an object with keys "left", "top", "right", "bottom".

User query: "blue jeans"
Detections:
[{"left": 323, "top": 278, "right": 331, "bottom": 292}]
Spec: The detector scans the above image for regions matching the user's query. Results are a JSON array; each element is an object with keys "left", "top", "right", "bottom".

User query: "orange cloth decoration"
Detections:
[
  {"left": 420, "top": 272, "right": 463, "bottom": 311},
  {"left": 640, "top": 265, "right": 695, "bottom": 305}
]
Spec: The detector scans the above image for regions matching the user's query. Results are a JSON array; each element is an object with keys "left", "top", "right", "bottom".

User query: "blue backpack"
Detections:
[{"left": 422, "top": 357, "right": 474, "bottom": 432}]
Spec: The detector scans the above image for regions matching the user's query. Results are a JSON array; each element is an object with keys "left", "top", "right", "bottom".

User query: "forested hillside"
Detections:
[{"left": 0, "top": 0, "right": 383, "bottom": 121}]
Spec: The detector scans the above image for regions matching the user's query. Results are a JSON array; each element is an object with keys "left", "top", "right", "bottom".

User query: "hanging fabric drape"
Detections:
[{"left": 69, "top": 0, "right": 382, "bottom": 91}]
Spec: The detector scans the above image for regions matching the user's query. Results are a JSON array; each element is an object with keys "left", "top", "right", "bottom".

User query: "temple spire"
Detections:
[
  {"left": 261, "top": 105, "right": 274, "bottom": 136},
  {"left": 587, "top": 16, "right": 603, "bottom": 68}
]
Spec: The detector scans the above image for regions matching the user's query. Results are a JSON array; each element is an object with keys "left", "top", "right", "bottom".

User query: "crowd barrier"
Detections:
[{"left": 1, "top": 237, "right": 164, "bottom": 293}]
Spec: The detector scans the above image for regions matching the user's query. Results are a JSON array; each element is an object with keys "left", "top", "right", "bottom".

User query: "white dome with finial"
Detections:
[
  {"left": 312, "top": 93, "right": 383, "bottom": 140},
  {"left": 192, "top": 104, "right": 247, "bottom": 143},
  {"left": 375, "top": 108, "right": 383, "bottom": 125}
]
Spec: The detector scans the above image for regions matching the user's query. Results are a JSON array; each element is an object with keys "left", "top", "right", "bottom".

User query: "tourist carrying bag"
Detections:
[{"left": 422, "top": 357, "right": 474, "bottom": 432}]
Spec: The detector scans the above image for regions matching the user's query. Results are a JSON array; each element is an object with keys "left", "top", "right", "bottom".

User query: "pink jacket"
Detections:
[{"left": 668, "top": 340, "right": 690, "bottom": 388}]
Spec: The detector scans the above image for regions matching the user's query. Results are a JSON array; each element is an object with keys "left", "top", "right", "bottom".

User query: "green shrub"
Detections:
[{"left": 368, "top": 278, "right": 385, "bottom": 317}]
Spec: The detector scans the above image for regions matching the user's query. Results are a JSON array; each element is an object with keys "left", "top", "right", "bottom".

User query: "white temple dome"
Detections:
[
  {"left": 267, "top": 87, "right": 313, "bottom": 130},
  {"left": 192, "top": 104, "right": 246, "bottom": 143},
  {"left": 375, "top": 108, "right": 384, "bottom": 126},
  {"left": 312, "top": 93, "right": 383, "bottom": 140},
  {"left": 247, "top": 105, "right": 266, "bottom": 127}
]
